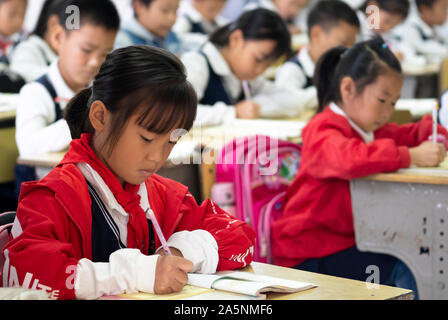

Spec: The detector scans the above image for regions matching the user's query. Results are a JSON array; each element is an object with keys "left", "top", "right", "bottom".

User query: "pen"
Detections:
[
  {"left": 242, "top": 80, "right": 251, "bottom": 99},
  {"left": 433, "top": 101, "right": 439, "bottom": 143},
  {"left": 145, "top": 208, "right": 172, "bottom": 255}
]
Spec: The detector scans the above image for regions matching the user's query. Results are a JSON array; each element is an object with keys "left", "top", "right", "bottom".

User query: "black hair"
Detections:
[
  {"left": 57, "top": 0, "right": 120, "bottom": 32},
  {"left": 361, "top": 0, "right": 410, "bottom": 18},
  {"left": 32, "top": 0, "right": 66, "bottom": 38},
  {"left": 307, "top": 0, "right": 360, "bottom": 37},
  {"left": 65, "top": 45, "right": 198, "bottom": 154},
  {"left": 416, "top": 0, "right": 438, "bottom": 9},
  {"left": 314, "top": 36, "right": 402, "bottom": 112},
  {"left": 209, "top": 8, "right": 291, "bottom": 62}
]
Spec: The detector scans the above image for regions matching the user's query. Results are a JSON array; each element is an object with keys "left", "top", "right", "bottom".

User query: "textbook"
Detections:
[{"left": 187, "top": 271, "right": 317, "bottom": 299}]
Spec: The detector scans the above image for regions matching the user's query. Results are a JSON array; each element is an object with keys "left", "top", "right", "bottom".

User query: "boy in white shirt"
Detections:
[
  {"left": 394, "top": 0, "right": 448, "bottom": 64},
  {"left": 275, "top": 0, "right": 359, "bottom": 111},
  {"left": 9, "top": 0, "right": 64, "bottom": 83},
  {"left": 15, "top": 0, "right": 119, "bottom": 181}
]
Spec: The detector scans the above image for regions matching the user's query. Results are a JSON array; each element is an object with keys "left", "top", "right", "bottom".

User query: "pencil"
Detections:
[
  {"left": 145, "top": 208, "right": 172, "bottom": 255},
  {"left": 242, "top": 80, "right": 251, "bottom": 99},
  {"left": 433, "top": 101, "right": 439, "bottom": 143}
]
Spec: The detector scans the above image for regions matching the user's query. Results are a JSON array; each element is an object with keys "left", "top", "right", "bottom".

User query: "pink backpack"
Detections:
[{"left": 211, "top": 135, "right": 301, "bottom": 263}]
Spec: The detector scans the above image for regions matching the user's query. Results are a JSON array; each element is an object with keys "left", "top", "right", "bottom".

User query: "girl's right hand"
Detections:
[
  {"left": 236, "top": 100, "right": 261, "bottom": 119},
  {"left": 409, "top": 141, "right": 447, "bottom": 167},
  {"left": 154, "top": 255, "right": 193, "bottom": 294}
]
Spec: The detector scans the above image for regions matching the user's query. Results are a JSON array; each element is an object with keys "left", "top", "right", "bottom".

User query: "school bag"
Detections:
[{"left": 211, "top": 135, "right": 302, "bottom": 263}]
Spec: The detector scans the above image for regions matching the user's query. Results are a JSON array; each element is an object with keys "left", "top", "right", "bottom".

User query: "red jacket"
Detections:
[
  {"left": 1, "top": 137, "right": 255, "bottom": 300},
  {"left": 271, "top": 107, "right": 448, "bottom": 267}
]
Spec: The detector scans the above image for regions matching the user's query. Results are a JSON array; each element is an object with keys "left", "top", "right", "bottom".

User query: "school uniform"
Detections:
[
  {"left": 2, "top": 134, "right": 256, "bottom": 299},
  {"left": 173, "top": 1, "right": 227, "bottom": 36},
  {"left": 0, "top": 32, "right": 24, "bottom": 69},
  {"left": 9, "top": 35, "right": 57, "bottom": 83},
  {"left": 393, "top": 12, "right": 448, "bottom": 63},
  {"left": 15, "top": 59, "right": 74, "bottom": 179},
  {"left": 356, "top": 10, "right": 421, "bottom": 66},
  {"left": 181, "top": 41, "right": 305, "bottom": 126},
  {"left": 275, "top": 46, "right": 318, "bottom": 110},
  {"left": 114, "top": 16, "right": 185, "bottom": 55},
  {"left": 271, "top": 103, "right": 448, "bottom": 268}
]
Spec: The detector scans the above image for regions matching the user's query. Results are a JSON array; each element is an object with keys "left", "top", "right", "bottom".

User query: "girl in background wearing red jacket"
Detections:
[
  {"left": 271, "top": 37, "right": 447, "bottom": 297},
  {"left": 1, "top": 45, "right": 255, "bottom": 300}
]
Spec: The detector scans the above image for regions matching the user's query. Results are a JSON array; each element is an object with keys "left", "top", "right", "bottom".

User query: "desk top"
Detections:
[
  {"left": 363, "top": 167, "right": 448, "bottom": 185},
  {"left": 402, "top": 61, "right": 439, "bottom": 76},
  {"left": 248, "top": 262, "right": 413, "bottom": 300}
]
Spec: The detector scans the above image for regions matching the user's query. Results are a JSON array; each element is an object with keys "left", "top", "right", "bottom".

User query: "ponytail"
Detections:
[
  {"left": 64, "top": 87, "right": 94, "bottom": 139},
  {"left": 314, "top": 46, "right": 347, "bottom": 113}
]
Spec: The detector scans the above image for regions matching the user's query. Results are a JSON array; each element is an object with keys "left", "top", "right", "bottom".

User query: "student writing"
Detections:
[
  {"left": 0, "top": 0, "right": 27, "bottom": 93},
  {"left": 271, "top": 37, "right": 448, "bottom": 297},
  {"left": 393, "top": 0, "right": 448, "bottom": 64},
  {"left": 15, "top": 0, "right": 119, "bottom": 180},
  {"left": 2, "top": 45, "right": 256, "bottom": 300},
  {"left": 275, "top": 0, "right": 360, "bottom": 111},
  {"left": 9, "top": 0, "right": 65, "bottom": 83},
  {"left": 182, "top": 8, "right": 302, "bottom": 127}
]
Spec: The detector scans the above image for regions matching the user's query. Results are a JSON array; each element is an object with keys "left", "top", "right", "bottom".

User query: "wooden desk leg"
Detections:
[{"left": 199, "top": 149, "right": 216, "bottom": 201}]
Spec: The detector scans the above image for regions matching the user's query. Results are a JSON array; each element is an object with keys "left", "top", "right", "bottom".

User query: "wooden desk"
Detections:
[
  {"left": 350, "top": 167, "right": 448, "bottom": 300},
  {"left": 247, "top": 262, "right": 413, "bottom": 300},
  {"left": 106, "top": 262, "right": 413, "bottom": 300}
]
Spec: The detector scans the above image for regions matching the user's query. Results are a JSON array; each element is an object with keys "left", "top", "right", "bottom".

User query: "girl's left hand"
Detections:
[
  {"left": 156, "top": 247, "right": 184, "bottom": 257},
  {"left": 236, "top": 100, "right": 261, "bottom": 119}
]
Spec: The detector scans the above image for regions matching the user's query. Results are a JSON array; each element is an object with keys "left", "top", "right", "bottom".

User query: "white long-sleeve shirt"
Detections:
[
  {"left": 9, "top": 35, "right": 57, "bottom": 83},
  {"left": 182, "top": 42, "right": 306, "bottom": 127},
  {"left": 15, "top": 59, "right": 73, "bottom": 158},
  {"left": 393, "top": 13, "right": 448, "bottom": 64},
  {"left": 74, "top": 162, "right": 219, "bottom": 299},
  {"left": 275, "top": 46, "right": 318, "bottom": 111}
]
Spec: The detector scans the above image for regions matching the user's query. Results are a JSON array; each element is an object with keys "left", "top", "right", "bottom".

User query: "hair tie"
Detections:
[{"left": 382, "top": 42, "right": 390, "bottom": 49}]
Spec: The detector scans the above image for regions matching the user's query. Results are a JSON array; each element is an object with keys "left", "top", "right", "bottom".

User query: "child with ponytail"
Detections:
[
  {"left": 271, "top": 37, "right": 448, "bottom": 298},
  {"left": 2, "top": 45, "right": 255, "bottom": 300}
]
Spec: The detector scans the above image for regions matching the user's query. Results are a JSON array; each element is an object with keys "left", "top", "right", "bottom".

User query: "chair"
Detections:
[{"left": 0, "top": 211, "right": 16, "bottom": 277}]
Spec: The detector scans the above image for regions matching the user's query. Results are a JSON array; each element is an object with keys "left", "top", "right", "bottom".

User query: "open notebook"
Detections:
[
  {"left": 187, "top": 271, "right": 317, "bottom": 299},
  {"left": 100, "top": 271, "right": 317, "bottom": 300}
]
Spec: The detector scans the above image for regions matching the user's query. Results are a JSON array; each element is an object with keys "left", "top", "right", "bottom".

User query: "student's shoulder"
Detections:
[
  {"left": 18, "top": 77, "right": 52, "bottom": 101},
  {"left": 305, "top": 108, "right": 351, "bottom": 133},
  {"left": 20, "top": 164, "right": 86, "bottom": 200}
]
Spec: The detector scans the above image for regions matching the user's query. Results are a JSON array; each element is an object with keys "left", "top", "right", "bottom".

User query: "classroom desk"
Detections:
[
  {"left": 402, "top": 62, "right": 440, "bottom": 77},
  {"left": 395, "top": 98, "right": 435, "bottom": 120},
  {"left": 103, "top": 261, "right": 413, "bottom": 300},
  {"left": 350, "top": 168, "right": 448, "bottom": 300}
]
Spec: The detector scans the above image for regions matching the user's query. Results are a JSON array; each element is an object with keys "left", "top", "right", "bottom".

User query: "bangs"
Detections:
[{"left": 129, "top": 82, "right": 197, "bottom": 134}]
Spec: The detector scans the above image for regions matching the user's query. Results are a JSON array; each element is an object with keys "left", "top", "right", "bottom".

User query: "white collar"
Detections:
[
  {"left": 202, "top": 41, "right": 234, "bottom": 77},
  {"left": 123, "top": 16, "right": 159, "bottom": 42},
  {"left": 329, "top": 102, "right": 374, "bottom": 143},
  {"left": 76, "top": 162, "right": 152, "bottom": 218},
  {"left": 48, "top": 59, "right": 76, "bottom": 103},
  {"left": 297, "top": 46, "right": 315, "bottom": 78}
]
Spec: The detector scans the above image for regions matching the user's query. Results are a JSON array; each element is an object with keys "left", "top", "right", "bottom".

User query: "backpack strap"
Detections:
[
  {"left": 288, "top": 55, "right": 313, "bottom": 88},
  {"left": 35, "top": 74, "right": 63, "bottom": 123}
]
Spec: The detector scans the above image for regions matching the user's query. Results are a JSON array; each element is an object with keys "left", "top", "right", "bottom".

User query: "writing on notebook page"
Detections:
[{"left": 187, "top": 271, "right": 317, "bottom": 299}]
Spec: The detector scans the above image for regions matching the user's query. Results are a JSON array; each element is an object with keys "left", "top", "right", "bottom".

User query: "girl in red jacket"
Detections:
[
  {"left": 1, "top": 45, "right": 255, "bottom": 300},
  {"left": 271, "top": 37, "right": 447, "bottom": 294}
]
